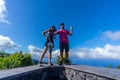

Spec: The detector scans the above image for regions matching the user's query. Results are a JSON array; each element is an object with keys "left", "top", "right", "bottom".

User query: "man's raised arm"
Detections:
[{"left": 69, "top": 26, "right": 73, "bottom": 35}]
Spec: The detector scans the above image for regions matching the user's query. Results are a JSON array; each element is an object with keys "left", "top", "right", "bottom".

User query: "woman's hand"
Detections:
[
  {"left": 53, "top": 36, "right": 56, "bottom": 39},
  {"left": 42, "top": 29, "right": 49, "bottom": 35},
  {"left": 42, "top": 32, "right": 45, "bottom": 35}
]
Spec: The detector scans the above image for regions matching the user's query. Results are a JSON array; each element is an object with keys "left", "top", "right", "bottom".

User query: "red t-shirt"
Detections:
[{"left": 56, "top": 29, "right": 70, "bottom": 43}]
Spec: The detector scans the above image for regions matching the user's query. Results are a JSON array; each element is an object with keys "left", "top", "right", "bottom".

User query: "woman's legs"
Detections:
[
  {"left": 48, "top": 46, "right": 53, "bottom": 65},
  {"left": 38, "top": 46, "right": 48, "bottom": 64}
]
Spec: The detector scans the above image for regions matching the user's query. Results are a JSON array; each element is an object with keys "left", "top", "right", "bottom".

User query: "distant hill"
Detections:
[{"left": 32, "top": 59, "right": 39, "bottom": 64}]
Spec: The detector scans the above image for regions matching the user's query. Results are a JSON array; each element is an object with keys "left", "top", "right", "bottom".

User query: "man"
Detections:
[{"left": 56, "top": 23, "right": 73, "bottom": 65}]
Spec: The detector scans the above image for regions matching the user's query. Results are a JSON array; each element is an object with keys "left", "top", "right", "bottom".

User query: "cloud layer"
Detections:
[
  {"left": 0, "top": 0, "right": 10, "bottom": 24},
  {"left": 28, "top": 44, "right": 120, "bottom": 60},
  {"left": 28, "top": 45, "right": 60, "bottom": 60},
  {"left": 73, "top": 44, "right": 120, "bottom": 59},
  {"left": 103, "top": 31, "right": 120, "bottom": 41},
  {"left": 0, "top": 35, "right": 18, "bottom": 50}
]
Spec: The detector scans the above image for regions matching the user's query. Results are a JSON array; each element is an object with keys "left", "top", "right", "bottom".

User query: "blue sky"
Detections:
[{"left": 1, "top": 0, "right": 120, "bottom": 60}]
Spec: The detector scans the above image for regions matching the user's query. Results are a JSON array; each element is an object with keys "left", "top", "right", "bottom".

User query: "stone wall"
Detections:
[
  {"left": 0, "top": 65, "right": 120, "bottom": 80},
  {"left": 65, "top": 67, "right": 114, "bottom": 80}
]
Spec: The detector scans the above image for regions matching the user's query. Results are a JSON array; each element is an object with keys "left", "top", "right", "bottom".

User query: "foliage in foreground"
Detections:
[
  {"left": 0, "top": 51, "right": 34, "bottom": 70},
  {"left": 56, "top": 56, "right": 72, "bottom": 65}
]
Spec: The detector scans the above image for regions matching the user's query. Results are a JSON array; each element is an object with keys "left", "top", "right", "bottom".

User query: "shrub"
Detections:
[
  {"left": 0, "top": 51, "right": 34, "bottom": 70},
  {"left": 117, "top": 65, "right": 120, "bottom": 69},
  {"left": 56, "top": 56, "right": 72, "bottom": 65}
]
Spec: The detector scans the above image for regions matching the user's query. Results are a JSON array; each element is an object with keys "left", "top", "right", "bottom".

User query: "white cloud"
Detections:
[
  {"left": 0, "top": 35, "right": 19, "bottom": 50},
  {"left": 28, "top": 44, "right": 120, "bottom": 60},
  {"left": 103, "top": 31, "right": 120, "bottom": 41},
  {"left": 28, "top": 45, "right": 42, "bottom": 53},
  {"left": 0, "top": 0, "right": 10, "bottom": 24},
  {"left": 28, "top": 45, "right": 43, "bottom": 60},
  {"left": 86, "top": 30, "right": 120, "bottom": 45},
  {"left": 72, "top": 44, "right": 120, "bottom": 59},
  {"left": 28, "top": 45, "right": 60, "bottom": 60}
]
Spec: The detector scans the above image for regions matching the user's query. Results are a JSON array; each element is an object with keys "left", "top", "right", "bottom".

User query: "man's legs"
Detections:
[
  {"left": 60, "top": 51, "right": 63, "bottom": 61},
  {"left": 65, "top": 43, "right": 69, "bottom": 59},
  {"left": 59, "top": 51, "right": 63, "bottom": 65},
  {"left": 59, "top": 43, "right": 64, "bottom": 65},
  {"left": 65, "top": 51, "right": 69, "bottom": 59}
]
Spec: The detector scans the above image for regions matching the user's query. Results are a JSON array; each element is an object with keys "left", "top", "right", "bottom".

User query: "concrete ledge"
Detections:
[
  {"left": 0, "top": 65, "right": 120, "bottom": 80},
  {"left": 0, "top": 65, "right": 44, "bottom": 80}
]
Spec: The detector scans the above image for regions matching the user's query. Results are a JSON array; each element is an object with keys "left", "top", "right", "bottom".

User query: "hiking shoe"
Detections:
[
  {"left": 38, "top": 62, "right": 42, "bottom": 67},
  {"left": 59, "top": 60, "right": 63, "bottom": 65},
  {"left": 48, "top": 63, "right": 54, "bottom": 66}
]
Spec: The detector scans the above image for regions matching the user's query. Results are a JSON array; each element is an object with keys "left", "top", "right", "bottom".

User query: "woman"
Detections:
[{"left": 38, "top": 26, "right": 56, "bottom": 67}]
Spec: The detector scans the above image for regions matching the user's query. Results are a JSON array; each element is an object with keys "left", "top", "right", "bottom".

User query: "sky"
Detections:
[{"left": 1, "top": 0, "right": 120, "bottom": 60}]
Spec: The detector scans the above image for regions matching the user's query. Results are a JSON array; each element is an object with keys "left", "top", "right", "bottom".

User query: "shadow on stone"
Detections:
[{"left": 41, "top": 66, "right": 67, "bottom": 80}]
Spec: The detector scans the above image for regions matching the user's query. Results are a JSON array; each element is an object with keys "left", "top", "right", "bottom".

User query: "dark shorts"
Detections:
[{"left": 60, "top": 43, "right": 69, "bottom": 53}]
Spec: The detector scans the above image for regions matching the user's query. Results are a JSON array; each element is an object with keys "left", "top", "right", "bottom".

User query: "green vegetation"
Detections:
[
  {"left": 0, "top": 50, "right": 34, "bottom": 70},
  {"left": 106, "top": 65, "right": 113, "bottom": 68},
  {"left": 116, "top": 65, "right": 120, "bottom": 69},
  {"left": 56, "top": 56, "right": 72, "bottom": 65},
  {"left": 106, "top": 64, "right": 120, "bottom": 69}
]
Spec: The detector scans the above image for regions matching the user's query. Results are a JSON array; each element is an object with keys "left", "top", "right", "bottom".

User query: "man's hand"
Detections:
[
  {"left": 70, "top": 26, "right": 73, "bottom": 31},
  {"left": 69, "top": 26, "right": 73, "bottom": 35}
]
